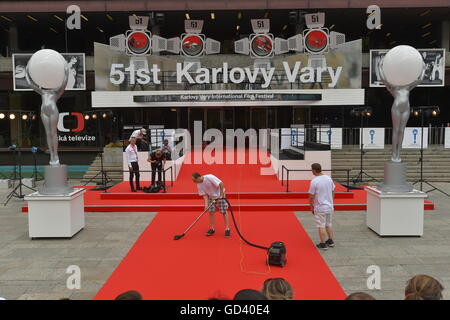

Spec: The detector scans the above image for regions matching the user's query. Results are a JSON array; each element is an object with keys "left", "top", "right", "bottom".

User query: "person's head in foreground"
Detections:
[
  {"left": 234, "top": 289, "right": 268, "bottom": 300},
  {"left": 261, "top": 278, "right": 294, "bottom": 300},
  {"left": 404, "top": 275, "right": 444, "bottom": 300},
  {"left": 311, "top": 163, "right": 322, "bottom": 176},
  {"left": 192, "top": 172, "right": 204, "bottom": 183},
  {"left": 155, "top": 150, "right": 163, "bottom": 158},
  {"left": 345, "top": 292, "right": 376, "bottom": 300},
  {"left": 129, "top": 136, "right": 137, "bottom": 146},
  {"left": 115, "top": 290, "right": 143, "bottom": 300}
]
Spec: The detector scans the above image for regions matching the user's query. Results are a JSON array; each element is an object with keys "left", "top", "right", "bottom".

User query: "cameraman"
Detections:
[
  {"left": 147, "top": 149, "right": 166, "bottom": 187},
  {"left": 129, "top": 128, "right": 148, "bottom": 151}
]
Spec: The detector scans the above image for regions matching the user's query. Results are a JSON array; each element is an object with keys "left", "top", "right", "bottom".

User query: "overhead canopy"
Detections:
[{"left": 0, "top": 0, "right": 449, "bottom": 12}]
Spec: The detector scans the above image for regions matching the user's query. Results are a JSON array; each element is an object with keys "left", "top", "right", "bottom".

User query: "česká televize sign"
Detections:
[
  {"left": 109, "top": 61, "right": 343, "bottom": 89},
  {"left": 134, "top": 93, "right": 322, "bottom": 103}
]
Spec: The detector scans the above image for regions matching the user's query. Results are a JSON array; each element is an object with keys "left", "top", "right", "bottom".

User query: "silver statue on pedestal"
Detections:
[
  {"left": 377, "top": 57, "right": 425, "bottom": 192},
  {"left": 379, "top": 62, "right": 425, "bottom": 163},
  {"left": 25, "top": 64, "right": 69, "bottom": 166}
]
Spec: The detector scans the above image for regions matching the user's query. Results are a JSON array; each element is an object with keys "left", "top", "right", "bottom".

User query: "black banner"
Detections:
[{"left": 134, "top": 93, "right": 322, "bottom": 103}]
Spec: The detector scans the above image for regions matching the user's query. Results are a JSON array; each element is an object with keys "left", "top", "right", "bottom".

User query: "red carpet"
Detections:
[
  {"left": 21, "top": 150, "right": 435, "bottom": 212},
  {"left": 94, "top": 210, "right": 346, "bottom": 300}
]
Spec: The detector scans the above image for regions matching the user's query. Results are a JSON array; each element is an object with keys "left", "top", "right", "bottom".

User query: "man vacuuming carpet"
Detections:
[{"left": 192, "top": 173, "right": 231, "bottom": 237}]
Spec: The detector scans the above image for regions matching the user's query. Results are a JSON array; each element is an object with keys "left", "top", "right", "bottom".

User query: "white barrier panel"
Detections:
[
  {"left": 149, "top": 129, "right": 175, "bottom": 149},
  {"left": 290, "top": 127, "right": 305, "bottom": 149},
  {"left": 319, "top": 128, "right": 342, "bottom": 149},
  {"left": 360, "top": 128, "right": 385, "bottom": 149},
  {"left": 281, "top": 128, "right": 305, "bottom": 150},
  {"left": 281, "top": 128, "right": 291, "bottom": 150},
  {"left": 445, "top": 127, "right": 450, "bottom": 148},
  {"left": 402, "top": 127, "right": 428, "bottom": 149}
]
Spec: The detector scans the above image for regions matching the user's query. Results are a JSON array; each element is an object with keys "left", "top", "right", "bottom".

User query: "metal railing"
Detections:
[
  {"left": 281, "top": 165, "right": 351, "bottom": 193},
  {"left": 83, "top": 166, "right": 174, "bottom": 193}
]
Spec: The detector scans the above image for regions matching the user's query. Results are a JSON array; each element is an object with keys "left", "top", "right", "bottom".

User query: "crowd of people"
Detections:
[
  {"left": 111, "top": 274, "right": 444, "bottom": 300},
  {"left": 0, "top": 274, "right": 443, "bottom": 300}
]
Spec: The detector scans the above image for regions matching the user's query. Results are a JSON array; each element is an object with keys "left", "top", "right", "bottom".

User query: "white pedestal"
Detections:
[
  {"left": 22, "top": 178, "right": 36, "bottom": 188},
  {"left": 365, "top": 186, "right": 427, "bottom": 236},
  {"left": 0, "top": 179, "right": 12, "bottom": 189},
  {"left": 25, "top": 188, "right": 86, "bottom": 239}
]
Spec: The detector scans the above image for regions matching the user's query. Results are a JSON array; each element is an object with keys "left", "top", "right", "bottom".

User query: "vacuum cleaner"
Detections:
[{"left": 173, "top": 198, "right": 287, "bottom": 267}]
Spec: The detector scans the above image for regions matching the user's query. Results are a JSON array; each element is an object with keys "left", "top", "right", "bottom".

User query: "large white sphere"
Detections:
[
  {"left": 381, "top": 45, "right": 424, "bottom": 86},
  {"left": 27, "top": 49, "right": 67, "bottom": 89}
]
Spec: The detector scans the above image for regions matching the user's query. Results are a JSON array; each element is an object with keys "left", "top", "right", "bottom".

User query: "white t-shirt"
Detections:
[
  {"left": 125, "top": 144, "right": 138, "bottom": 167},
  {"left": 130, "top": 129, "right": 144, "bottom": 140},
  {"left": 309, "top": 174, "right": 335, "bottom": 213},
  {"left": 197, "top": 174, "right": 224, "bottom": 199}
]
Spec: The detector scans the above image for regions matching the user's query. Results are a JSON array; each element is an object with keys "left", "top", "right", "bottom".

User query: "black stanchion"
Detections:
[
  {"left": 352, "top": 108, "right": 378, "bottom": 184},
  {"left": 281, "top": 168, "right": 351, "bottom": 193}
]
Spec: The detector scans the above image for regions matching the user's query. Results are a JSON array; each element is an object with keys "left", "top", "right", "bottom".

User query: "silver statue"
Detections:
[
  {"left": 26, "top": 64, "right": 69, "bottom": 166},
  {"left": 379, "top": 62, "right": 424, "bottom": 163}
]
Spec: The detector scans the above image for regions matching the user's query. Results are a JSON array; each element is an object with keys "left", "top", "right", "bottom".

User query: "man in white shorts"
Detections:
[
  {"left": 192, "top": 172, "right": 231, "bottom": 237},
  {"left": 308, "top": 163, "right": 335, "bottom": 250}
]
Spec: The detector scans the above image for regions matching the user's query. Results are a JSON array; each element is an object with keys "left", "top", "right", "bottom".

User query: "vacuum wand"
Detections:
[
  {"left": 173, "top": 198, "right": 286, "bottom": 267},
  {"left": 173, "top": 200, "right": 216, "bottom": 240}
]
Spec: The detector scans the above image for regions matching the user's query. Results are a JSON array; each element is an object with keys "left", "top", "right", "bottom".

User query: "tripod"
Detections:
[
  {"left": 87, "top": 153, "right": 114, "bottom": 191},
  {"left": 353, "top": 115, "right": 378, "bottom": 184},
  {"left": 412, "top": 112, "right": 449, "bottom": 196},
  {"left": 8, "top": 148, "right": 18, "bottom": 181},
  {"left": 4, "top": 148, "right": 36, "bottom": 206},
  {"left": 31, "top": 150, "right": 44, "bottom": 181}
]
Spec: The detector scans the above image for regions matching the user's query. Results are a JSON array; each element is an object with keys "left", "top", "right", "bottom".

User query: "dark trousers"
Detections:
[
  {"left": 129, "top": 162, "right": 140, "bottom": 190},
  {"left": 151, "top": 163, "right": 163, "bottom": 186}
]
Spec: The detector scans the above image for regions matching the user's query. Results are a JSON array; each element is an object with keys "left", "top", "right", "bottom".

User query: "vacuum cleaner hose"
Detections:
[{"left": 223, "top": 198, "right": 270, "bottom": 251}]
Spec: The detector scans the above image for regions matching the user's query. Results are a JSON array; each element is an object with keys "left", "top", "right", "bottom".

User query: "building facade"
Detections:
[{"left": 0, "top": 1, "right": 449, "bottom": 158}]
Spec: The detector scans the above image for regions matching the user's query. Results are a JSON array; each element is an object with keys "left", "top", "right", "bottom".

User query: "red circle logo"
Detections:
[
  {"left": 251, "top": 34, "right": 273, "bottom": 57},
  {"left": 127, "top": 31, "right": 150, "bottom": 54},
  {"left": 182, "top": 34, "right": 204, "bottom": 56},
  {"left": 305, "top": 29, "right": 328, "bottom": 53}
]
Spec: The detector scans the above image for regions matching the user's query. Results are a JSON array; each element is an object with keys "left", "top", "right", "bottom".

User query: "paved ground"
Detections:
[
  {"left": 0, "top": 180, "right": 449, "bottom": 300},
  {"left": 297, "top": 183, "right": 450, "bottom": 300},
  {"left": 0, "top": 180, "right": 154, "bottom": 300}
]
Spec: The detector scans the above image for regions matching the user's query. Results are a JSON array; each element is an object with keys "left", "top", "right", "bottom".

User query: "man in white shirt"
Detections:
[
  {"left": 192, "top": 173, "right": 231, "bottom": 237},
  {"left": 308, "top": 163, "right": 335, "bottom": 250},
  {"left": 129, "top": 128, "right": 148, "bottom": 151},
  {"left": 125, "top": 137, "right": 141, "bottom": 192}
]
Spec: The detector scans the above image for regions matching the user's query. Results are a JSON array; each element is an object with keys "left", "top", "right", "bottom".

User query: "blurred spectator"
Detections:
[
  {"left": 115, "top": 290, "right": 143, "bottom": 300},
  {"left": 261, "top": 278, "right": 294, "bottom": 300},
  {"left": 162, "top": 139, "right": 172, "bottom": 160},
  {"left": 345, "top": 292, "right": 376, "bottom": 300},
  {"left": 234, "top": 289, "right": 267, "bottom": 300},
  {"left": 405, "top": 275, "right": 444, "bottom": 300}
]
